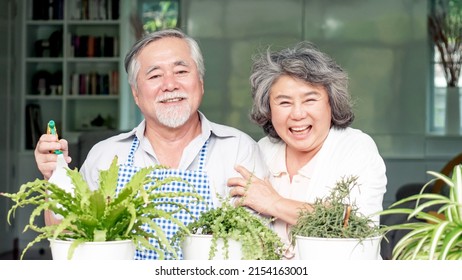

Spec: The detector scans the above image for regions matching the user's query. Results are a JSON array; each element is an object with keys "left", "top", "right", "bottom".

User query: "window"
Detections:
[
  {"left": 136, "top": 0, "right": 180, "bottom": 35},
  {"left": 429, "top": 0, "right": 462, "bottom": 134},
  {"left": 431, "top": 48, "right": 462, "bottom": 133}
]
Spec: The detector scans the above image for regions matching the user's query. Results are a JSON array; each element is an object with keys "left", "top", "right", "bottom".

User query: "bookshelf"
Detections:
[{"left": 21, "top": 0, "right": 121, "bottom": 151}]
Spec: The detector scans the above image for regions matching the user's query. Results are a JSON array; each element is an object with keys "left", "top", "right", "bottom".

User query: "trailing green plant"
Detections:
[
  {"left": 1, "top": 156, "right": 203, "bottom": 260},
  {"left": 173, "top": 198, "right": 285, "bottom": 260},
  {"left": 290, "top": 175, "right": 381, "bottom": 243},
  {"left": 379, "top": 164, "right": 462, "bottom": 260}
]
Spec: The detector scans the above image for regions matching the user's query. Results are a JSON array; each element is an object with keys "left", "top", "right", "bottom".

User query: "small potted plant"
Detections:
[
  {"left": 173, "top": 198, "right": 285, "bottom": 260},
  {"left": 379, "top": 164, "right": 462, "bottom": 260},
  {"left": 1, "top": 156, "right": 203, "bottom": 260},
  {"left": 290, "top": 175, "right": 383, "bottom": 260}
]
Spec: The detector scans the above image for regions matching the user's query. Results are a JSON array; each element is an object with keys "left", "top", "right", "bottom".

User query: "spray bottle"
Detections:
[{"left": 47, "top": 120, "right": 74, "bottom": 218}]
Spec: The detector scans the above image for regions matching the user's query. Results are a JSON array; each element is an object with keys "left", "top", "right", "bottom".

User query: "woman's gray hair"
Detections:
[
  {"left": 124, "top": 28, "right": 205, "bottom": 88},
  {"left": 250, "top": 41, "right": 354, "bottom": 141}
]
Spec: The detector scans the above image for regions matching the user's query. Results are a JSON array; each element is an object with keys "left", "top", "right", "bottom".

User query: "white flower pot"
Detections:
[
  {"left": 295, "top": 235, "right": 382, "bottom": 260},
  {"left": 181, "top": 234, "right": 243, "bottom": 260},
  {"left": 49, "top": 239, "right": 135, "bottom": 260}
]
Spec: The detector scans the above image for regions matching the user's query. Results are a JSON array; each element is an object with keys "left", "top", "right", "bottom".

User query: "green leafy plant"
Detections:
[
  {"left": 379, "top": 164, "right": 462, "bottom": 260},
  {"left": 290, "top": 175, "right": 381, "bottom": 242},
  {"left": 1, "top": 156, "right": 203, "bottom": 260},
  {"left": 173, "top": 198, "right": 285, "bottom": 260}
]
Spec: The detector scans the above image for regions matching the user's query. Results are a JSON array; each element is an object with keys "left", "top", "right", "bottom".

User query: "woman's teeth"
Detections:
[{"left": 290, "top": 126, "right": 309, "bottom": 133}]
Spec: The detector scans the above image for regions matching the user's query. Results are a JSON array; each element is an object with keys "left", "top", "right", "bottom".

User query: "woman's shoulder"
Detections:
[
  {"left": 330, "top": 127, "right": 377, "bottom": 146},
  {"left": 318, "top": 127, "right": 382, "bottom": 161}
]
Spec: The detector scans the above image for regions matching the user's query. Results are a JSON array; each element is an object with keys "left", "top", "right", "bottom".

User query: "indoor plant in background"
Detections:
[
  {"left": 290, "top": 175, "right": 383, "bottom": 260},
  {"left": 173, "top": 198, "right": 285, "bottom": 260},
  {"left": 428, "top": 0, "right": 462, "bottom": 134},
  {"left": 1, "top": 156, "right": 203, "bottom": 260},
  {"left": 379, "top": 164, "right": 462, "bottom": 260}
]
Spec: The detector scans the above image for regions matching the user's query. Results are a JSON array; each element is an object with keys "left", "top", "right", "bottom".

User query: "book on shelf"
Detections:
[
  {"left": 71, "top": 73, "right": 79, "bottom": 95},
  {"left": 69, "top": 34, "right": 117, "bottom": 57},
  {"left": 32, "top": 0, "right": 64, "bottom": 20},
  {"left": 110, "top": 70, "right": 119, "bottom": 95},
  {"left": 69, "top": 0, "right": 120, "bottom": 20},
  {"left": 70, "top": 71, "right": 118, "bottom": 95}
]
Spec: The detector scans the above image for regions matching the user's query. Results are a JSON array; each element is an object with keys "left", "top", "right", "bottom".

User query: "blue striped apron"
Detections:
[{"left": 116, "top": 136, "right": 213, "bottom": 260}]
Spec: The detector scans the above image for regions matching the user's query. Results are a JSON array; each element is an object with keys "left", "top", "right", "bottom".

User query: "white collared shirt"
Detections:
[{"left": 80, "top": 112, "right": 268, "bottom": 207}]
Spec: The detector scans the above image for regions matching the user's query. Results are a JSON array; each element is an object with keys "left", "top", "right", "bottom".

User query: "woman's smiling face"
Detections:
[{"left": 269, "top": 75, "right": 332, "bottom": 155}]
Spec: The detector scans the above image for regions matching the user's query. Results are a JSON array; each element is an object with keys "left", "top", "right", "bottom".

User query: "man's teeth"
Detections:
[{"left": 162, "top": 97, "right": 183, "bottom": 103}]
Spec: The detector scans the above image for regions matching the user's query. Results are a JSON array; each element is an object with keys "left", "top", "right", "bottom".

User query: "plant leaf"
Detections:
[
  {"left": 429, "top": 221, "right": 450, "bottom": 259},
  {"left": 98, "top": 156, "right": 120, "bottom": 200},
  {"left": 440, "top": 225, "right": 462, "bottom": 259}
]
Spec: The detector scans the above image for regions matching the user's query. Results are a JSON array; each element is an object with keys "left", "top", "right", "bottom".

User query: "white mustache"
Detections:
[{"left": 155, "top": 92, "right": 188, "bottom": 103}]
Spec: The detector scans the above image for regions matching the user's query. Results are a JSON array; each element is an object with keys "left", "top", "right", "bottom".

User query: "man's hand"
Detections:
[{"left": 34, "top": 134, "right": 72, "bottom": 180}]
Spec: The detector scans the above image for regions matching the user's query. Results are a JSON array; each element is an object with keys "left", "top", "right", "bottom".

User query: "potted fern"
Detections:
[
  {"left": 1, "top": 156, "right": 203, "bottom": 260},
  {"left": 290, "top": 175, "right": 383, "bottom": 260},
  {"left": 379, "top": 164, "right": 462, "bottom": 260},
  {"left": 173, "top": 198, "right": 285, "bottom": 260}
]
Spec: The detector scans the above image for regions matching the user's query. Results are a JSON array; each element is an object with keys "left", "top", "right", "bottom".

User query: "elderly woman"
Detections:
[{"left": 228, "top": 41, "right": 387, "bottom": 258}]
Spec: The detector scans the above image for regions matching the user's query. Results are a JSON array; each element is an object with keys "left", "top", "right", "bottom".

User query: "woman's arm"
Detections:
[{"left": 227, "top": 165, "right": 312, "bottom": 225}]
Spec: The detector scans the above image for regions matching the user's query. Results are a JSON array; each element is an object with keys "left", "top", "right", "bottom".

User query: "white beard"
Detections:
[{"left": 155, "top": 92, "right": 191, "bottom": 128}]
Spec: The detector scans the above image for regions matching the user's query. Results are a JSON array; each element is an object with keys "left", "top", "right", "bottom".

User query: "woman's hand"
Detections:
[
  {"left": 227, "top": 165, "right": 283, "bottom": 216},
  {"left": 228, "top": 165, "right": 313, "bottom": 225}
]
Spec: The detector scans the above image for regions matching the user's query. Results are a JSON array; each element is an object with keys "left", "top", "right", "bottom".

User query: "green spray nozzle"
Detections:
[{"left": 47, "top": 120, "right": 63, "bottom": 155}]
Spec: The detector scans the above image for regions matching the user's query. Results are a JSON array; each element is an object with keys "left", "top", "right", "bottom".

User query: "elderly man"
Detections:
[{"left": 34, "top": 29, "right": 266, "bottom": 260}]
